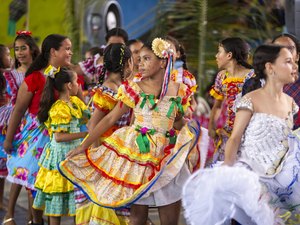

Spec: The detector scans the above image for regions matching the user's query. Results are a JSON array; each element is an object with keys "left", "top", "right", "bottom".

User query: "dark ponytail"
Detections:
[
  {"left": 26, "top": 34, "right": 67, "bottom": 77},
  {"left": 38, "top": 67, "right": 73, "bottom": 123},
  {"left": 220, "top": 37, "right": 253, "bottom": 69}
]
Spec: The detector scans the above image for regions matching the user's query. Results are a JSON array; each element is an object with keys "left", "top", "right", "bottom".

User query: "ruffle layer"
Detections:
[{"left": 35, "top": 166, "right": 74, "bottom": 193}]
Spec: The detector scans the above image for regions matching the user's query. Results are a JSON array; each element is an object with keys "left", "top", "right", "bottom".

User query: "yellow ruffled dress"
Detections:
[
  {"left": 33, "top": 96, "right": 90, "bottom": 216},
  {"left": 75, "top": 86, "right": 130, "bottom": 225},
  {"left": 60, "top": 80, "right": 200, "bottom": 208}
]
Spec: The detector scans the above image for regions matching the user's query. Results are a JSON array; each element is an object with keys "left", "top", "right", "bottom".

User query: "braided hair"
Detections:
[{"left": 98, "top": 43, "right": 131, "bottom": 84}]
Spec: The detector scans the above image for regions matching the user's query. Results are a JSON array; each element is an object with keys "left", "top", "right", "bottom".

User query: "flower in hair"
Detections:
[
  {"left": 16, "top": 30, "right": 32, "bottom": 36},
  {"left": 152, "top": 38, "right": 172, "bottom": 58},
  {"left": 44, "top": 65, "right": 60, "bottom": 78}
]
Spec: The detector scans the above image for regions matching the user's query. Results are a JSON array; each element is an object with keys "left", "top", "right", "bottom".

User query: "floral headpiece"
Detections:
[
  {"left": 16, "top": 30, "right": 32, "bottom": 36},
  {"left": 44, "top": 65, "right": 60, "bottom": 79},
  {"left": 152, "top": 38, "right": 174, "bottom": 99},
  {"left": 152, "top": 38, "right": 174, "bottom": 58}
]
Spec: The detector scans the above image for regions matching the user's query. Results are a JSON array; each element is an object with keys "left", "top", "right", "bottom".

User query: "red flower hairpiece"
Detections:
[{"left": 16, "top": 30, "right": 32, "bottom": 36}]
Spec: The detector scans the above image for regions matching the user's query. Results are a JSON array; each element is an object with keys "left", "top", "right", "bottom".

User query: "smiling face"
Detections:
[
  {"left": 14, "top": 39, "right": 33, "bottom": 66},
  {"left": 269, "top": 48, "right": 298, "bottom": 85},
  {"left": 215, "top": 45, "right": 231, "bottom": 70},
  {"left": 138, "top": 47, "right": 165, "bottom": 79},
  {"left": 52, "top": 38, "right": 73, "bottom": 67}
]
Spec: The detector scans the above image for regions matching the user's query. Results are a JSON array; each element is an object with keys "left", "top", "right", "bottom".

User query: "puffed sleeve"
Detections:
[
  {"left": 24, "top": 72, "right": 40, "bottom": 94},
  {"left": 178, "top": 83, "right": 193, "bottom": 112},
  {"left": 117, "top": 80, "right": 140, "bottom": 109},
  {"left": 92, "top": 86, "right": 117, "bottom": 113},
  {"left": 45, "top": 100, "right": 72, "bottom": 135},
  {"left": 209, "top": 71, "right": 225, "bottom": 101},
  {"left": 183, "top": 69, "right": 197, "bottom": 93},
  {"left": 70, "top": 96, "right": 91, "bottom": 125},
  {"left": 235, "top": 96, "right": 254, "bottom": 113}
]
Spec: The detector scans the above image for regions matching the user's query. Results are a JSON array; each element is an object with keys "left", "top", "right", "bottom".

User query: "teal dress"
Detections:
[{"left": 33, "top": 96, "right": 90, "bottom": 216}]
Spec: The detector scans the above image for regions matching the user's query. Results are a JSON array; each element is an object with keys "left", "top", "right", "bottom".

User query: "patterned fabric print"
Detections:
[
  {"left": 171, "top": 68, "right": 197, "bottom": 93},
  {"left": 78, "top": 55, "right": 106, "bottom": 83},
  {"left": 78, "top": 88, "right": 129, "bottom": 225},
  {"left": 93, "top": 85, "right": 131, "bottom": 128},
  {"left": 33, "top": 96, "right": 89, "bottom": 216},
  {"left": 59, "top": 80, "right": 198, "bottom": 208},
  {"left": 210, "top": 70, "right": 255, "bottom": 160},
  {"left": 6, "top": 113, "right": 49, "bottom": 189},
  {"left": 0, "top": 70, "right": 25, "bottom": 170},
  {"left": 0, "top": 134, "right": 7, "bottom": 177}
]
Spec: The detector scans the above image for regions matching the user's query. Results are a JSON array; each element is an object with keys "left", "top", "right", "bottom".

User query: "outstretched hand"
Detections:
[{"left": 66, "top": 145, "right": 85, "bottom": 158}]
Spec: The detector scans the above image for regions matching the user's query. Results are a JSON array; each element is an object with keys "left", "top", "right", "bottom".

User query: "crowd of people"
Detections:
[{"left": 0, "top": 26, "right": 299, "bottom": 225}]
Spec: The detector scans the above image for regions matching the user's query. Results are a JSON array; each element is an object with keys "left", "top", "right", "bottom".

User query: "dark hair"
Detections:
[
  {"left": 220, "top": 37, "right": 253, "bottom": 69},
  {"left": 86, "top": 46, "right": 104, "bottom": 57},
  {"left": 0, "top": 45, "right": 8, "bottom": 94},
  {"left": 14, "top": 34, "right": 40, "bottom": 68},
  {"left": 0, "top": 44, "right": 9, "bottom": 69},
  {"left": 38, "top": 67, "right": 74, "bottom": 123},
  {"left": 242, "top": 44, "right": 283, "bottom": 96},
  {"left": 25, "top": 34, "right": 68, "bottom": 77},
  {"left": 126, "top": 39, "right": 142, "bottom": 47},
  {"left": 164, "top": 35, "right": 188, "bottom": 70},
  {"left": 272, "top": 33, "right": 300, "bottom": 72},
  {"left": 105, "top": 27, "right": 128, "bottom": 44},
  {"left": 98, "top": 43, "right": 131, "bottom": 84},
  {"left": 272, "top": 33, "right": 300, "bottom": 54}
]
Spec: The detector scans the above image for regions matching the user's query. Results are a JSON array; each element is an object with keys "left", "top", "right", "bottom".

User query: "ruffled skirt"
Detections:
[
  {"left": 59, "top": 120, "right": 204, "bottom": 208},
  {"left": 6, "top": 113, "right": 49, "bottom": 189},
  {"left": 182, "top": 133, "right": 300, "bottom": 224}
]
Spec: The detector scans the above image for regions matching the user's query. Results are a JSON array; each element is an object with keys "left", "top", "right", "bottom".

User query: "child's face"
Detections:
[
  {"left": 2, "top": 47, "right": 12, "bottom": 68},
  {"left": 14, "top": 39, "right": 33, "bottom": 66},
  {"left": 138, "top": 47, "right": 164, "bottom": 79},
  {"left": 69, "top": 72, "right": 79, "bottom": 96}
]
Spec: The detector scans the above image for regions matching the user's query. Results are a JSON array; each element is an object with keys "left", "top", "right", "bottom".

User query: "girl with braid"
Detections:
[
  {"left": 75, "top": 43, "right": 133, "bottom": 225},
  {"left": 208, "top": 37, "right": 254, "bottom": 161}
]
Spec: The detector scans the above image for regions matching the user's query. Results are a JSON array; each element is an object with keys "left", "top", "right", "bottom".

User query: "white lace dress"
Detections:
[{"left": 182, "top": 96, "right": 300, "bottom": 225}]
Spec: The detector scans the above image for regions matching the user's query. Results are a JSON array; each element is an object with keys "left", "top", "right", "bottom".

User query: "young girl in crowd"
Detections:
[
  {"left": 0, "top": 44, "right": 12, "bottom": 210},
  {"left": 208, "top": 37, "right": 254, "bottom": 161},
  {"left": 0, "top": 32, "right": 39, "bottom": 216},
  {"left": 76, "top": 43, "right": 132, "bottom": 225},
  {"left": 59, "top": 37, "right": 204, "bottom": 225},
  {"left": 2, "top": 34, "right": 73, "bottom": 225},
  {"left": 32, "top": 67, "right": 89, "bottom": 225},
  {"left": 183, "top": 44, "right": 299, "bottom": 224}
]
